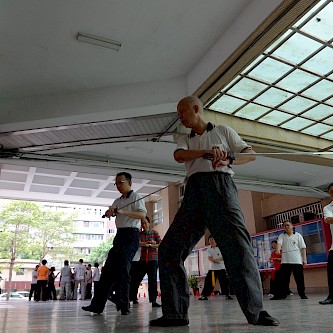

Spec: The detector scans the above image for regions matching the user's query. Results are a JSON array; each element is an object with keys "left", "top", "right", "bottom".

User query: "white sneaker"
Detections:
[{"left": 268, "top": 294, "right": 274, "bottom": 299}]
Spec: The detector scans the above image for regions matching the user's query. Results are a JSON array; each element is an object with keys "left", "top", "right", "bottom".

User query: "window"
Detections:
[
  {"left": 16, "top": 268, "right": 24, "bottom": 276},
  {"left": 153, "top": 199, "right": 163, "bottom": 225}
]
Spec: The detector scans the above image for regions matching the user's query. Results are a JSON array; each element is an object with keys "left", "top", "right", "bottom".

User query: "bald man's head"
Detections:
[{"left": 177, "top": 96, "right": 203, "bottom": 114}]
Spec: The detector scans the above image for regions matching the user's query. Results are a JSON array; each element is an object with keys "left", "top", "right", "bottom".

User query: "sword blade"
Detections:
[{"left": 234, "top": 151, "right": 333, "bottom": 157}]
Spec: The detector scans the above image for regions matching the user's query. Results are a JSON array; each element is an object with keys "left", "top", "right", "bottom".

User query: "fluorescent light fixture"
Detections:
[{"left": 77, "top": 32, "right": 121, "bottom": 51}]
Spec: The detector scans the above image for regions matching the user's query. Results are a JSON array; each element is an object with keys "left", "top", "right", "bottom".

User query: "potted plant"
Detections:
[{"left": 188, "top": 275, "right": 200, "bottom": 296}]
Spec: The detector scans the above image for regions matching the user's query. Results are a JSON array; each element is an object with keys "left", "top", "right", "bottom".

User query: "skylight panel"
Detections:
[{"left": 209, "top": 95, "right": 246, "bottom": 114}]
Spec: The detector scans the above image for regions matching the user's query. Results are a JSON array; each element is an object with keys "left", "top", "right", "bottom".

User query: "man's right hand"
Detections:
[
  {"left": 203, "top": 147, "right": 229, "bottom": 169},
  {"left": 103, "top": 208, "right": 118, "bottom": 218}
]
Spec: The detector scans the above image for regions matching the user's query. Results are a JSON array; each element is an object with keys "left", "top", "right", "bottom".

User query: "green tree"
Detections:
[
  {"left": 90, "top": 236, "right": 115, "bottom": 264},
  {"left": 0, "top": 201, "right": 40, "bottom": 300},
  {"left": 0, "top": 200, "right": 77, "bottom": 299},
  {"left": 30, "top": 210, "right": 76, "bottom": 262}
]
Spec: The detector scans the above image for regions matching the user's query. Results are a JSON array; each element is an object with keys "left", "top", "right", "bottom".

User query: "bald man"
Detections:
[{"left": 150, "top": 96, "right": 279, "bottom": 327}]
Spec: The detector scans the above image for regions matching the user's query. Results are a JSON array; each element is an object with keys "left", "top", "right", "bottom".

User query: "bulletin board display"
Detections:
[{"left": 251, "top": 219, "right": 328, "bottom": 270}]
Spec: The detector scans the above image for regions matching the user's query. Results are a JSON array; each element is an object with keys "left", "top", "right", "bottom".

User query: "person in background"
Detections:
[
  {"left": 268, "top": 240, "right": 281, "bottom": 299},
  {"left": 129, "top": 216, "right": 161, "bottom": 307},
  {"left": 59, "top": 260, "right": 72, "bottom": 300},
  {"left": 92, "top": 262, "right": 100, "bottom": 296},
  {"left": 198, "top": 236, "right": 233, "bottom": 301},
  {"left": 36, "top": 259, "right": 49, "bottom": 301},
  {"left": 29, "top": 264, "right": 39, "bottom": 301},
  {"left": 319, "top": 183, "right": 333, "bottom": 305},
  {"left": 85, "top": 264, "right": 93, "bottom": 299},
  {"left": 48, "top": 267, "right": 60, "bottom": 300},
  {"left": 73, "top": 259, "right": 86, "bottom": 300},
  {"left": 273, "top": 221, "right": 307, "bottom": 300}
]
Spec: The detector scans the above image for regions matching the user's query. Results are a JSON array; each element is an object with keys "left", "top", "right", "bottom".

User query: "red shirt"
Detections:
[
  {"left": 270, "top": 251, "right": 282, "bottom": 270},
  {"left": 140, "top": 229, "right": 161, "bottom": 262}
]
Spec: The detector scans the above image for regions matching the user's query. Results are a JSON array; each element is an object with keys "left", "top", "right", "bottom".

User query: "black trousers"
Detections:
[
  {"left": 29, "top": 283, "right": 38, "bottom": 301},
  {"left": 36, "top": 280, "right": 48, "bottom": 301},
  {"left": 269, "top": 269, "right": 281, "bottom": 296},
  {"left": 129, "top": 260, "right": 158, "bottom": 302},
  {"left": 90, "top": 228, "right": 139, "bottom": 312},
  {"left": 158, "top": 172, "right": 263, "bottom": 323},
  {"left": 201, "top": 269, "right": 230, "bottom": 296},
  {"left": 327, "top": 250, "right": 333, "bottom": 299},
  {"left": 279, "top": 263, "right": 305, "bottom": 298},
  {"left": 86, "top": 283, "right": 92, "bottom": 299},
  {"left": 48, "top": 283, "right": 57, "bottom": 300}
]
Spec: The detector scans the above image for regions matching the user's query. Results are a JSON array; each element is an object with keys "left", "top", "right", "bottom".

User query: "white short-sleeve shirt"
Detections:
[
  {"left": 93, "top": 267, "right": 100, "bottom": 282},
  {"left": 277, "top": 232, "right": 306, "bottom": 264},
  {"left": 323, "top": 201, "right": 333, "bottom": 251},
  {"left": 208, "top": 246, "right": 225, "bottom": 270},
  {"left": 74, "top": 264, "right": 86, "bottom": 280},
  {"left": 176, "top": 123, "right": 250, "bottom": 178}
]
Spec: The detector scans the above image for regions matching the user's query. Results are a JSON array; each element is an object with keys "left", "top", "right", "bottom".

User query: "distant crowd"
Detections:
[{"left": 29, "top": 259, "right": 100, "bottom": 301}]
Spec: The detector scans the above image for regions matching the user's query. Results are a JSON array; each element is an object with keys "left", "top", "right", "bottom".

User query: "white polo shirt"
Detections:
[
  {"left": 277, "top": 232, "right": 306, "bottom": 264},
  {"left": 74, "top": 264, "right": 86, "bottom": 280},
  {"left": 208, "top": 246, "right": 225, "bottom": 270},
  {"left": 111, "top": 190, "right": 147, "bottom": 229},
  {"left": 176, "top": 123, "right": 250, "bottom": 178},
  {"left": 323, "top": 201, "right": 333, "bottom": 251}
]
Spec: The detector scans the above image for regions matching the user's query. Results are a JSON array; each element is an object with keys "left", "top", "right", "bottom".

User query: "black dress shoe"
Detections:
[
  {"left": 300, "top": 295, "right": 308, "bottom": 299},
  {"left": 121, "top": 309, "right": 131, "bottom": 315},
  {"left": 152, "top": 302, "right": 161, "bottom": 307},
  {"left": 319, "top": 298, "right": 333, "bottom": 304},
  {"left": 82, "top": 305, "right": 103, "bottom": 314},
  {"left": 150, "top": 316, "right": 189, "bottom": 327},
  {"left": 254, "top": 311, "right": 279, "bottom": 326}
]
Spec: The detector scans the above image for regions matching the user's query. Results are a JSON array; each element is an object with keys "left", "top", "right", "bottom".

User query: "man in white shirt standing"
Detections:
[
  {"left": 29, "top": 264, "right": 39, "bottom": 301},
  {"left": 198, "top": 236, "right": 232, "bottom": 300},
  {"left": 59, "top": 260, "right": 72, "bottom": 300},
  {"left": 319, "top": 183, "right": 333, "bottom": 305},
  {"left": 274, "top": 221, "right": 308, "bottom": 300},
  {"left": 73, "top": 259, "right": 86, "bottom": 300}
]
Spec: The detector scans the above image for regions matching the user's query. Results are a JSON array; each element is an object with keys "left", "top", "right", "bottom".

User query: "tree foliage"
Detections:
[
  {"left": 0, "top": 201, "right": 40, "bottom": 260},
  {"left": 0, "top": 200, "right": 76, "bottom": 262},
  {"left": 89, "top": 236, "right": 114, "bottom": 264}
]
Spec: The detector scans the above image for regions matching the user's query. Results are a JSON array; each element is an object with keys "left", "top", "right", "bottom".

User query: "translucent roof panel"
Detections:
[
  {"left": 209, "top": 95, "right": 246, "bottom": 114},
  {"left": 258, "top": 110, "right": 293, "bottom": 126},
  {"left": 205, "top": 0, "right": 333, "bottom": 141},
  {"left": 276, "top": 69, "right": 318, "bottom": 93},
  {"left": 303, "top": 79, "right": 333, "bottom": 100},
  {"left": 254, "top": 87, "right": 293, "bottom": 107},
  {"left": 272, "top": 33, "right": 322, "bottom": 65},
  {"left": 234, "top": 104, "right": 270, "bottom": 120},
  {"left": 300, "top": 2, "right": 333, "bottom": 42},
  {"left": 226, "top": 78, "right": 268, "bottom": 100},
  {"left": 279, "top": 96, "right": 317, "bottom": 114},
  {"left": 248, "top": 57, "right": 292, "bottom": 83},
  {"left": 301, "top": 47, "right": 333, "bottom": 74}
]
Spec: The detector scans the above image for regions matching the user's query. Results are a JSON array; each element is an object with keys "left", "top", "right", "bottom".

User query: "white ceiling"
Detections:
[{"left": 0, "top": 0, "right": 331, "bottom": 206}]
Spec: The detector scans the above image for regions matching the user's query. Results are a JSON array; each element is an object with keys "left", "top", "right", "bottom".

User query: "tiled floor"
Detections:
[{"left": 0, "top": 294, "right": 331, "bottom": 333}]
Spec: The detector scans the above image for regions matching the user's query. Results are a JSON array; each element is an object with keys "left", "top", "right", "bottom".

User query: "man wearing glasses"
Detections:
[{"left": 82, "top": 172, "right": 146, "bottom": 315}]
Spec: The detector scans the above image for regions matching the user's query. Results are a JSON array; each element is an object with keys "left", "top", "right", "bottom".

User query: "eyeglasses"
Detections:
[{"left": 114, "top": 180, "right": 127, "bottom": 186}]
